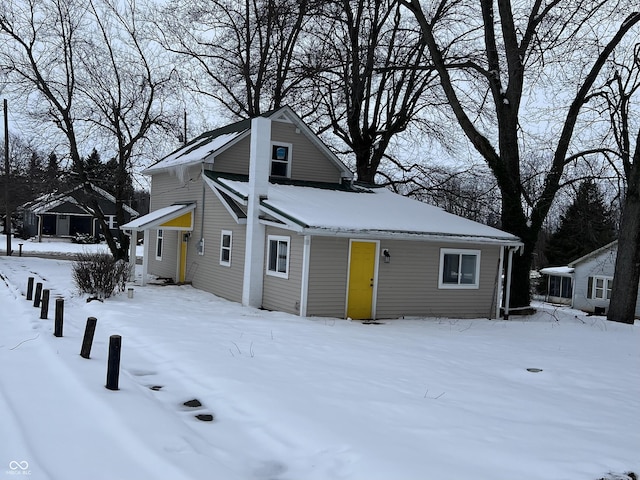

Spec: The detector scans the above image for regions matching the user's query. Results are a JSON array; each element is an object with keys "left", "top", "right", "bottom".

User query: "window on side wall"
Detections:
[
  {"left": 270, "top": 142, "right": 292, "bottom": 178},
  {"left": 107, "top": 215, "right": 118, "bottom": 229},
  {"left": 267, "top": 235, "right": 290, "bottom": 279},
  {"left": 155, "top": 229, "right": 163, "bottom": 260},
  {"left": 438, "top": 248, "right": 481, "bottom": 289},
  {"left": 587, "top": 276, "right": 613, "bottom": 300},
  {"left": 220, "top": 230, "right": 232, "bottom": 267}
]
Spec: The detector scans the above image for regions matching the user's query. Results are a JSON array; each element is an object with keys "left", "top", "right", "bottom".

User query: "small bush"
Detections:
[{"left": 72, "top": 252, "right": 130, "bottom": 299}]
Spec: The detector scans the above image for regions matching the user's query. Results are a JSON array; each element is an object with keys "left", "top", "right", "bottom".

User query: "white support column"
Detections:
[
  {"left": 142, "top": 229, "right": 150, "bottom": 286},
  {"left": 504, "top": 246, "right": 515, "bottom": 319},
  {"left": 242, "top": 116, "right": 271, "bottom": 307},
  {"left": 128, "top": 230, "right": 137, "bottom": 282},
  {"left": 299, "top": 235, "right": 311, "bottom": 316}
]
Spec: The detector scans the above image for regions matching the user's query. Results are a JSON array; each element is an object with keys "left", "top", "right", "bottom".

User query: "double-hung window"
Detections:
[
  {"left": 270, "top": 142, "right": 292, "bottom": 178},
  {"left": 155, "top": 229, "right": 164, "bottom": 260},
  {"left": 107, "top": 215, "right": 118, "bottom": 229},
  {"left": 587, "top": 276, "right": 613, "bottom": 300},
  {"left": 267, "top": 235, "right": 290, "bottom": 278},
  {"left": 439, "top": 249, "right": 481, "bottom": 289},
  {"left": 220, "top": 230, "right": 232, "bottom": 267}
]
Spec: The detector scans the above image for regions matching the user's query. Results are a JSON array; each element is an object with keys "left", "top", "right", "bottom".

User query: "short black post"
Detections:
[
  {"left": 40, "top": 289, "right": 50, "bottom": 319},
  {"left": 18, "top": 243, "right": 23, "bottom": 256},
  {"left": 54, "top": 299, "right": 64, "bottom": 337},
  {"left": 26, "top": 277, "right": 34, "bottom": 300},
  {"left": 33, "top": 282, "right": 43, "bottom": 308},
  {"left": 80, "top": 317, "right": 97, "bottom": 359},
  {"left": 105, "top": 335, "right": 122, "bottom": 391}
]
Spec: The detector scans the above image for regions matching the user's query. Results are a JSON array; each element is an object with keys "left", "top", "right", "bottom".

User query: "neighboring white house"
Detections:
[{"left": 540, "top": 241, "right": 640, "bottom": 317}]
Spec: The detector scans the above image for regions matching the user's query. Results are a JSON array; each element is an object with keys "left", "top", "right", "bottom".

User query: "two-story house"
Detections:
[{"left": 122, "top": 106, "right": 522, "bottom": 320}]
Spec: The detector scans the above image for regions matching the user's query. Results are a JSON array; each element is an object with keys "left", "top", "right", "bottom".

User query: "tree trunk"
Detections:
[{"left": 607, "top": 158, "right": 640, "bottom": 325}]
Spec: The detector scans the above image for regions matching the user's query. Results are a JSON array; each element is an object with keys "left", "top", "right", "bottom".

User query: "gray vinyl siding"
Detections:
[
  {"left": 149, "top": 167, "right": 203, "bottom": 210},
  {"left": 271, "top": 121, "right": 343, "bottom": 183},
  {"left": 188, "top": 188, "right": 245, "bottom": 303},
  {"left": 147, "top": 167, "right": 202, "bottom": 280},
  {"left": 375, "top": 241, "right": 501, "bottom": 319},
  {"left": 147, "top": 228, "right": 179, "bottom": 279},
  {"left": 262, "top": 226, "right": 304, "bottom": 315},
  {"left": 306, "top": 237, "right": 501, "bottom": 320},
  {"left": 306, "top": 236, "right": 350, "bottom": 318},
  {"left": 211, "top": 137, "right": 251, "bottom": 175}
]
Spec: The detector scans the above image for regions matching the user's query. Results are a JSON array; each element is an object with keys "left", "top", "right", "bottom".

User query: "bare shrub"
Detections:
[{"left": 72, "top": 252, "right": 129, "bottom": 299}]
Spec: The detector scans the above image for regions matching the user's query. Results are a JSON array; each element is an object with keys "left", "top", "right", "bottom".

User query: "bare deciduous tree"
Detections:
[
  {"left": 0, "top": 0, "right": 175, "bottom": 259},
  {"left": 401, "top": 0, "right": 640, "bottom": 308},
  {"left": 312, "top": 0, "right": 441, "bottom": 183},
  {"left": 595, "top": 46, "right": 640, "bottom": 324},
  {"left": 157, "top": 0, "right": 319, "bottom": 119}
]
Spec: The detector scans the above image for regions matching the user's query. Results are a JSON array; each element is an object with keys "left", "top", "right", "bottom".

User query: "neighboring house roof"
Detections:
[
  {"left": 143, "top": 106, "right": 353, "bottom": 179},
  {"left": 21, "top": 184, "right": 139, "bottom": 217},
  {"left": 205, "top": 172, "right": 522, "bottom": 246},
  {"left": 539, "top": 266, "right": 574, "bottom": 276},
  {"left": 568, "top": 241, "right": 618, "bottom": 267}
]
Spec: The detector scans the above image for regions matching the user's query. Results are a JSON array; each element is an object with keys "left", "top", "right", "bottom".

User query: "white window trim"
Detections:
[
  {"left": 270, "top": 141, "right": 293, "bottom": 178},
  {"left": 155, "top": 229, "right": 164, "bottom": 261},
  {"left": 591, "top": 275, "right": 613, "bottom": 300},
  {"left": 438, "top": 248, "right": 481, "bottom": 289},
  {"left": 220, "top": 230, "right": 232, "bottom": 267},
  {"left": 107, "top": 215, "right": 118, "bottom": 229},
  {"left": 266, "top": 235, "right": 290, "bottom": 279}
]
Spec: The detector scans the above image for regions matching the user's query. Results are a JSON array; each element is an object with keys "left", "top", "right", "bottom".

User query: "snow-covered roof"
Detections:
[
  {"left": 568, "top": 241, "right": 618, "bottom": 267},
  {"left": 143, "top": 131, "right": 245, "bottom": 174},
  {"left": 539, "top": 266, "right": 574, "bottom": 276},
  {"left": 21, "top": 184, "right": 138, "bottom": 216},
  {"left": 211, "top": 176, "right": 521, "bottom": 245},
  {"left": 121, "top": 203, "right": 195, "bottom": 230}
]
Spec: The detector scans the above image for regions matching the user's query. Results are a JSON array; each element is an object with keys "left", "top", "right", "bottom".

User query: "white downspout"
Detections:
[
  {"left": 504, "top": 246, "right": 515, "bottom": 319},
  {"left": 242, "top": 116, "right": 271, "bottom": 307},
  {"left": 496, "top": 245, "right": 505, "bottom": 319}
]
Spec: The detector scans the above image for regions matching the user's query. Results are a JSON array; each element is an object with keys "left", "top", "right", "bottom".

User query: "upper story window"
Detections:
[
  {"left": 438, "top": 248, "right": 481, "bottom": 289},
  {"left": 270, "top": 142, "right": 292, "bottom": 178}
]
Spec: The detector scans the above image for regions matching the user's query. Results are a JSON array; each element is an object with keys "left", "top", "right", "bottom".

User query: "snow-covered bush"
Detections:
[{"left": 72, "top": 252, "right": 129, "bottom": 299}]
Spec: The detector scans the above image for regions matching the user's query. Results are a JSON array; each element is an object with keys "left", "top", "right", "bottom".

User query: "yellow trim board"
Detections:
[{"left": 160, "top": 212, "right": 193, "bottom": 229}]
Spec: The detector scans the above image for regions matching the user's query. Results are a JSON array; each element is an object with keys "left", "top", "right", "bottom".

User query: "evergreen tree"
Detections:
[{"left": 545, "top": 180, "right": 617, "bottom": 266}]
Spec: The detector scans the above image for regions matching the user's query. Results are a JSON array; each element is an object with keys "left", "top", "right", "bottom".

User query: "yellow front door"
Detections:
[
  {"left": 347, "top": 241, "right": 376, "bottom": 319},
  {"left": 179, "top": 231, "right": 188, "bottom": 283}
]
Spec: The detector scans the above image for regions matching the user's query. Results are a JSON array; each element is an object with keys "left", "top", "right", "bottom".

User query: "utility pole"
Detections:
[{"left": 4, "top": 98, "right": 10, "bottom": 256}]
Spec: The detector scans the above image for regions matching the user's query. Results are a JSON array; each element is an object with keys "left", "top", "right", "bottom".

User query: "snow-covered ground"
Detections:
[{"left": 0, "top": 236, "right": 638, "bottom": 480}]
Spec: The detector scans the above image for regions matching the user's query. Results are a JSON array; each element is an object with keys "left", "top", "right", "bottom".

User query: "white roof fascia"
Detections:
[
  {"left": 259, "top": 215, "right": 305, "bottom": 233},
  {"left": 568, "top": 240, "right": 618, "bottom": 267},
  {"left": 298, "top": 227, "right": 523, "bottom": 246},
  {"left": 203, "top": 175, "right": 248, "bottom": 205}
]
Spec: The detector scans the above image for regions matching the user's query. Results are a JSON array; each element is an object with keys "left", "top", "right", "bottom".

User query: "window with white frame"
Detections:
[
  {"left": 107, "top": 215, "right": 118, "bottom": 229},
  {"left": 220, "top": 230, "right": 232, "bottom": 266},
  {"left": 439, "top": 249, "right": 481, "bottom": 288},
  {"left": 270, "top": 142, "right": 292, "bottom": 178},
  {"left": 155, "top": 229, "right": 163, "bottom": 260},
  {"left": 267, "top": 235, "right": 290, "bottom": 278},
  {"left": 587, "top": 276, "right": 613, "bottom": 300}
]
